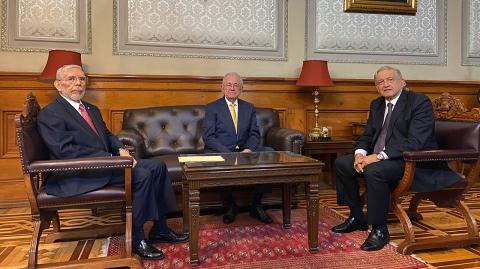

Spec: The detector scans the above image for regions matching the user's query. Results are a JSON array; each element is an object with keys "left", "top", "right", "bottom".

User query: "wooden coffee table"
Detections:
[{"left": 181, "top": 151, "right": 323, "bottom": 265}]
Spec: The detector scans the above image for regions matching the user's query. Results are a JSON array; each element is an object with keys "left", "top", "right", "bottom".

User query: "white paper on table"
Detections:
[{"left": 178, "top": 155, "right": 225, "bottom": 163}]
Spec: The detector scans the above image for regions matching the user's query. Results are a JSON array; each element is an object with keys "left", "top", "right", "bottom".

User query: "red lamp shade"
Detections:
[
  {"left": 39, "top": 50, "right": 82, "bottom": 81},
  {"left": 296, "top": 60, "right": 333, "bottom": 87}
]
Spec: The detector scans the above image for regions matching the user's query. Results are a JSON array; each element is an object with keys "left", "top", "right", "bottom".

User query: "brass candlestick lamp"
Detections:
[{"left": 296, "top": 60, "right": 334, "bottom": 140}]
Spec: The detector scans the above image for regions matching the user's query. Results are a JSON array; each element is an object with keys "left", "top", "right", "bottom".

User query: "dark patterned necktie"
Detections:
[
  {"left": 373, "top": 102, "right": 393, "bottom": 153},
  {"left": 79, "top": 103, "right": 99, "bottom": 136}
]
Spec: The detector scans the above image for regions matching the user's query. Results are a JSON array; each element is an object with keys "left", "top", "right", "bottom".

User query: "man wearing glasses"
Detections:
[
  {"left": 37, "top": 65, "right": 188, "bottom": 260},
  {"left": 203, "top": 72, "right": 273, "bottom": 224}
]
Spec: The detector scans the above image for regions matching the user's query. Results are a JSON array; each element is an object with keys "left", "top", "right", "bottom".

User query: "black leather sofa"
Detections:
[{"left": 117, "top": 105, "right": 305, "bottom": 188}]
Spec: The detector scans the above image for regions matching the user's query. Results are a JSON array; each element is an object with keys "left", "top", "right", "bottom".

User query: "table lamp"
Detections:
[
  {"left": 296, "top": 60, "right": 334, "bottom": 140},
  {"left": 39, "top": 50, "right": 82, "bottom": 81}
]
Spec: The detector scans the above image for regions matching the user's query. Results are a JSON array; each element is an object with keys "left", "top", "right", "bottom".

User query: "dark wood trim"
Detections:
[{"left": 1, "top": 72, "right": 480, "bottom": 86}]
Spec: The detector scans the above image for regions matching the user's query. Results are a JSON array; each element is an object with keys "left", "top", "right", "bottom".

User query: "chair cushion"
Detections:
[{"left": 37, "top": 186, "right": 125, "bottom": 209}]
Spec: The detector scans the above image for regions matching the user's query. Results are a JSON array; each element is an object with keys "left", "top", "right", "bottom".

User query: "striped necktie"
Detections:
[
  {"left": 373, "top": 102, "right": 393, "bottom": 153},
  {"left": 79, "top": 103, "right": 99, "bottom": 136}
]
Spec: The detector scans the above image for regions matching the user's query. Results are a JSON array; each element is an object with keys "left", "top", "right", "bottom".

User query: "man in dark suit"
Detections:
[
  {"left": 203, "top": 72, "right": 273, "bottom": 224},
  {"left": 331, "top": 66, "right": 460, "bottom": 251},
  {"left": 37, "top": 65, "right": 188, "bottom": 260}
]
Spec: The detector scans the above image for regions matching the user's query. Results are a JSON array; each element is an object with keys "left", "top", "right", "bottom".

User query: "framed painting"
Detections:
[{"left": 344, "top": 0, "right": 417, "bottom": 15}]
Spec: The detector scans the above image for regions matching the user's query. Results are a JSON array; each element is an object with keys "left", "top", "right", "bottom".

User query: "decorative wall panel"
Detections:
[
  {"left": 462, "top": 0, "right": 480, "bottom": 65},
  {"left": 2, "top": 111, "right": 20, "bottom": 158},
  {"left": 111, "top": 111, "right": 125, "bottom": 135},
  {"left": 306, "top": 0, "right": 446, "bottom": 64},
  {"left": 114, "top": 0, "right": 287, "bottom": 60},
  {"left": 1, "top": 0, "right": 91, "bottom": 52}
]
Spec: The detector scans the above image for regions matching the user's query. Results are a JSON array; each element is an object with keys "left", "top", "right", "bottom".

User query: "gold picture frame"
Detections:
[{"left": 344, "top": 0, "right": 417, "bottom": 15}]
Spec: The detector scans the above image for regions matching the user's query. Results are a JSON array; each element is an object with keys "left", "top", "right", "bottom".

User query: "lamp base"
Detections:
[{"left": 309, "top": 126, "right": 331, "bottom": 140}]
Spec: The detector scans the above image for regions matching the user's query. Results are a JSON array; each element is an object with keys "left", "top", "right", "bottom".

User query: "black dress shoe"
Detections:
[
  {"left": 361, "top": 228, "right": 390, "bottom": 251},
  {"left": 149, "top": 228, "right": 189, "bottom": 244},
  {"left": 134, "top": 240, "right": 164, "bottom": 260},
  {"left": 223, "top": 205, "right": 238, "bottom": 224},
  {"left": 249, "top": 206, "right": 273, "bottom": 224},
  {"left": 331, "top": 217, "right": 368, "bottom": 233}
]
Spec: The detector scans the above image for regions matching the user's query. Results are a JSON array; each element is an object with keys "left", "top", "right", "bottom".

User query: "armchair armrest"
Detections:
[
  {"left": 117, "top": 129, "right": 146, "bottom": 158},
  {"left": 393, "top": 149, "right": 478, "bottom": 198},
  {"left": 28, "top": 156, "right": 133, "bottom": 173},
  {"left": 265, "top": 127, "right": 305, "bottom": 154},
  {"left": 403, "top": 149, "right": 479, "bottom": 162}
]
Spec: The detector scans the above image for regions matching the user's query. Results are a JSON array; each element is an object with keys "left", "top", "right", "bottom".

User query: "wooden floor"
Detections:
[{"left": 3, "top": 179, "right": 480, "bottom": 268}]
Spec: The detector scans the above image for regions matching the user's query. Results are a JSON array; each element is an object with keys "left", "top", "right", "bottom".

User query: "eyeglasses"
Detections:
[
  {"left": 59, "top": 76, "right": 88, "bottom": 83},
  {"left": 375, "top": 77, "right": 395, "bottom": 86},
  {"left": 223, "top": 83, "right": 242, "bottom": 89}
]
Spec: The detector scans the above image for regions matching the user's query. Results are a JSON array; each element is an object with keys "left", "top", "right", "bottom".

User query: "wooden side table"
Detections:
[{"left": 303, "top": 138, "right": 355, "bottom": 186}]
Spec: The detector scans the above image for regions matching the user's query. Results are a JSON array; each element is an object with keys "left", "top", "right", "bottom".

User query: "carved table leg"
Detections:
[
  {"left": 282, "top": 183, "right": 292, "bottom": 228},
  {"left": 189, "top": 187, "right": 200, "bottom": 265},
  {"left": 182, "top": 180, "right": 189, "bottom": 233},
  {"left": 307, "top": 178, "right": 320, "bottom": 253}
]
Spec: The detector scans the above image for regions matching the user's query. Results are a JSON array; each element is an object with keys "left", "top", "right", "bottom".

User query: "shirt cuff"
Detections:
[
  {"left": 379, "top": 151, "right": 389, "bottom": 160},
  {"left": 354, "top": 149, "right": 367, "bottom": 156}
]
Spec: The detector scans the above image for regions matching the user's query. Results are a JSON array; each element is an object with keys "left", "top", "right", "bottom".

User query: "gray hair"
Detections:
[
  {"left": 374, "top": 66, "right": 403, "bottom": 81},
  {"left": 222, "top": 72, "right": 244, "bottom": 85},
  {"left": 55, "top": 64, "right": 83, "bottom": 80}
]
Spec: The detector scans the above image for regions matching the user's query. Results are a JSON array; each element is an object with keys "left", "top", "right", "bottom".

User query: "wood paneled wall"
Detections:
[{"left": 1, "top": 72, "right": 479, "bottom": 207}]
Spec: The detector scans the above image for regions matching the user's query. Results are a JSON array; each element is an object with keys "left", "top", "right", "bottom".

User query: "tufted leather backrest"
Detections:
[
  {"left": 122, "top": 106, "right": 205, "bottom": 157},
  {"left": 122, "top": 105, "right": 280, "bottom": 157},
  {"left": 255, "top": 108, "right": 279, "bottom": 146},
  {"left": 435, "top": 120, "right": 480, "bottom": 151}
]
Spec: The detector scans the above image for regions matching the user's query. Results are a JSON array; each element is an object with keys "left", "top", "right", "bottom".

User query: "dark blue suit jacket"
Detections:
[
  {"left": 37, "top": 96, "right": 124, "bottom": 197},
  {"left": 357, "top": 89, "right": 460, "bottom": 192},
  {"left": 357, "top": 89, "right": 438, "bottom": 157},
  {"left": 203, "top": 97, "right": 260, "bottom": 153}
]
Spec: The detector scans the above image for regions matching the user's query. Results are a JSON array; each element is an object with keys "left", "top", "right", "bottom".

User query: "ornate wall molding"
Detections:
[
  {"left": 462, "top": 0, "right": 480, "bottom": 66},
  {"left": 113, "top": 0, "right": 287, "bottom": 60},
  {"left": 0, "top": 0, "right": 91, "bottom": 53},
  {"left": 306, "top": 0, "right": 446, "bottom": 64}
]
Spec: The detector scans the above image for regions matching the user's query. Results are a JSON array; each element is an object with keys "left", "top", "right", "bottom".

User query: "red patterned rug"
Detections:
[{"left": 108, "top": 206, "right": 426, "bottom": 269}]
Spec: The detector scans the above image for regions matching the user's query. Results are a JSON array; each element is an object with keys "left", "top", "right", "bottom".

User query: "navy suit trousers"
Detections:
[
  {"left": 110, "top": 158, "right": 176, "bottom": 246},
  {"left": 335, "top": 154, "right": 404, "bottom": 225}
]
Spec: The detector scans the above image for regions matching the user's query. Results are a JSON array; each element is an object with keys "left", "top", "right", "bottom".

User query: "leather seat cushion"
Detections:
[{"left": 37, "top": 186, "right": 125, "bottom": 209}]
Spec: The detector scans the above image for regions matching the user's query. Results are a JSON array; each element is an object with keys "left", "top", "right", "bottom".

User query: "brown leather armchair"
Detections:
[
  {"left": 16, "top": 93, "right": 141, "bottom": 269},
  {"left": 391, "top": 93, "right": 480, "bottom": 254}
]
